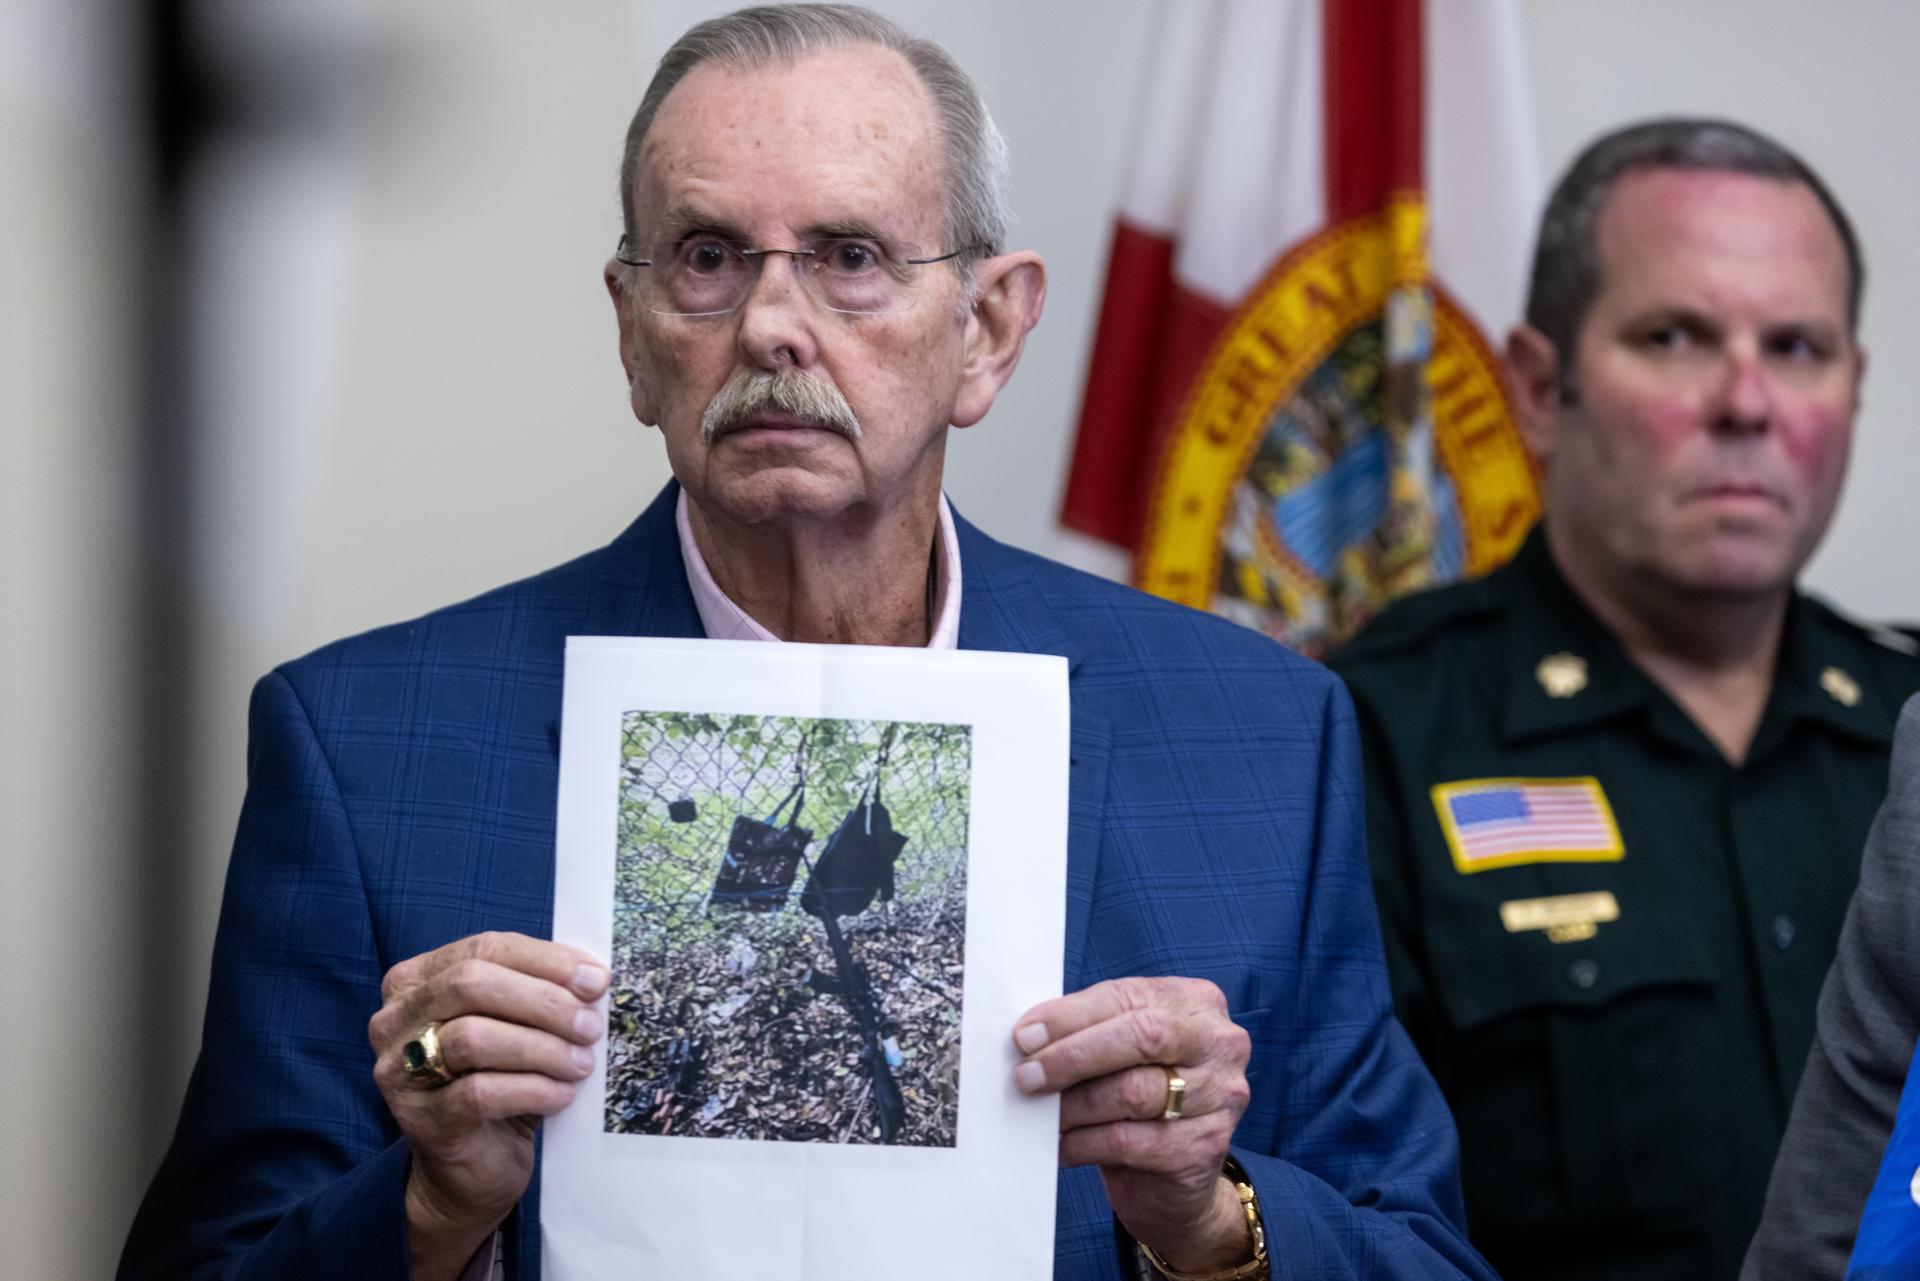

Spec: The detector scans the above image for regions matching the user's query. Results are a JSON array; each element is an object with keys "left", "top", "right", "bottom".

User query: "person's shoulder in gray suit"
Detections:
[{"left": 1744, "top": 692, "right": 1920, "bottom": 1280}]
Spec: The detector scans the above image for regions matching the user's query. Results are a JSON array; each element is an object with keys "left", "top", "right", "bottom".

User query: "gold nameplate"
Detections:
[{"left": 1499, "top": 891, "right": 1620, "bottom": 944}]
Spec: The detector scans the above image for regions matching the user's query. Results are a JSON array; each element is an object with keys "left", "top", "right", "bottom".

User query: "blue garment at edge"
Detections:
[{"left": 1850, "top": 1036, "right": 1920, "bottom": 1280}]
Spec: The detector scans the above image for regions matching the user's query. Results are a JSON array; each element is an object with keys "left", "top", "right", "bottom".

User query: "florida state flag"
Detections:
[{"left": 1062, "top": 0, "right": 1543, "bottom": 656}]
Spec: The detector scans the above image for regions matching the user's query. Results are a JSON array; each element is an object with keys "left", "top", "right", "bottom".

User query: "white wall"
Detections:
[
  {"left": 1, "top": 4, "right": 142, "bottom": 1278},
  {"left": 15, "top": 2, "right": 1918, "bottom": 1275}
]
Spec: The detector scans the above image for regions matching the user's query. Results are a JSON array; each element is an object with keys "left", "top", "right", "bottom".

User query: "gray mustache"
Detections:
[{"left": 700, "top": 369, "right": 863, "bottom": 444}]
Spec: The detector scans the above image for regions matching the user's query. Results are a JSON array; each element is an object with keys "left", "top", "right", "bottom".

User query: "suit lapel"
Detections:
[
  {"left": 955, "top": 514, "right": 1108, "bottom": 988},
  {"left": 546, "top": 482, "right": 706, "bottom": 756},
  {"left": 582, "top": 480, "right": 706, "bottom": 641}
]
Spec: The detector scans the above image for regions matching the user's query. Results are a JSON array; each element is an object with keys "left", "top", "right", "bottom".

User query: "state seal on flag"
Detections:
[{"left": 1134, "top": 200, "right": 1538, "bottom": 658}]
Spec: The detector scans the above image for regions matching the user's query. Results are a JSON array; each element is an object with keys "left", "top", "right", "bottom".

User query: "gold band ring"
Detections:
[
  {"left": 1159, "top": 1067, "right": 1186, "bottom": 1121},
  {"left": 401, "top": 1020, "right": 457, "bottom": 1087}
]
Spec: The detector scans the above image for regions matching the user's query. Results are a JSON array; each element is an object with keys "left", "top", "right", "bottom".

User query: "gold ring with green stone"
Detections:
[{"left": 401, "top": 1020, "right": 456, "bottom": 1087}]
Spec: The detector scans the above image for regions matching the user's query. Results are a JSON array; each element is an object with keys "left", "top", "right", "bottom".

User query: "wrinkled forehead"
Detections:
[{"left": 634, "top": 44, "right": 949, "bottom": 246}]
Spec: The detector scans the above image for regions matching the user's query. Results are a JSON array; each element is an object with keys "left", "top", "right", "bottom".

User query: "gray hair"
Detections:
[
  {"left": 619, "top": 4, "right": 1011, "bottom": 274},
  {"left": 1526, "top": 117, "right": 1864, "bottom": 401}
]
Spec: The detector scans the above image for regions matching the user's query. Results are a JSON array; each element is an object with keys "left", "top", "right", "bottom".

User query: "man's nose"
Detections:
[
  {"left": 1711, "top": 349, "right": 1774, "bottom": 435},
  {"left": 735, "top": 251, "right": 818, "bottom": 371}
]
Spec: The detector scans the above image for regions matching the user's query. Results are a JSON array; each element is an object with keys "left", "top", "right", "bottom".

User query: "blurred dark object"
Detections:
[
  {"left": 668, "top": 797, "right": 697, "bottom": 823},
  {"left": 808, "top": 909, "right": 908, "bottom": 1143},
  {"left": 645, "top": 1034, "right": 705, "bottom": 1135},
  {"left": 802, "top": 726, "right": 907, "bottom": 919}
]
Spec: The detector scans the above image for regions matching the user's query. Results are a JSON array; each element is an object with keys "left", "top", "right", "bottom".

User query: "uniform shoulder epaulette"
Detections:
[
  {"left": 1866, "top": 622, "right": 1920, "bottom": 658},
  {"left": 1802, "top": 595, "right": 1920, "bottom": 662},
  {"left": 1332, "top": 575, "right": 1503, "bottom": 666}
]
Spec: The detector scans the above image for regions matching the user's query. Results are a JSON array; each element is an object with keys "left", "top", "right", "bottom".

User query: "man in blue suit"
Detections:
[{"left": 123, "top": 7, "right": 1490, "bottom": 1280}]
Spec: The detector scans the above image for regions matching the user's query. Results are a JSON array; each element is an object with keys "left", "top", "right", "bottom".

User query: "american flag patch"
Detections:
[{"left": 1429, "top": 777, "right": 1624, "bottom": 874}]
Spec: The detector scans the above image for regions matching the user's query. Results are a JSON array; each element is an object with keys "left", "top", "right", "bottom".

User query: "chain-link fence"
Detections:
[{"left": 606, "top": 712, "right": 970, "bottom": 1147}]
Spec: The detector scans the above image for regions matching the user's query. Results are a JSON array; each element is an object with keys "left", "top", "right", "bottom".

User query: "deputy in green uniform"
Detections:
[{"left": 1332, "top": 118, "right": 1920, "bottom": 1281}]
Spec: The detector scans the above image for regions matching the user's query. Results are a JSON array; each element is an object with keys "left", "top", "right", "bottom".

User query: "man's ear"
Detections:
[
  {"left": 605, "top": 260, "right": 659, "bottom": 426},
  {"left": 951, "top": 251, "right": 1047, "bottom": 428},
  {"left": 1504, "top": 324, "right": 1563, "bottom": 464}
]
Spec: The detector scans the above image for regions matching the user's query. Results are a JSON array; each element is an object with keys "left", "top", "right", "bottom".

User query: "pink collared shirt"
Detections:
[{"left": 675, "top": 489, "right": 963, "bottom": 648}]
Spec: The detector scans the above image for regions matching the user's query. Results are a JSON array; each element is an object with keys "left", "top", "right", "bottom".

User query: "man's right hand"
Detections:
[{"left": 368, "top": 931, "right": 609, "bottom": 1281}]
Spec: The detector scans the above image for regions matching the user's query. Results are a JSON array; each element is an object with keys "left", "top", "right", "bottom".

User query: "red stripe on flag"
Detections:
[
  {"left": 1322, "top": 0, "right": 1423, "bottom": 221},
  {"left": 1061, "top": 220, "right": 1231, "bottom": 549},
  {"left": 1460, "top": 827, "right": 1614, "bottom": 848}
]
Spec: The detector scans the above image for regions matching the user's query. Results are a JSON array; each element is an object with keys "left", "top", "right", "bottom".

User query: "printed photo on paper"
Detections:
[{"left": 605, "top": 711, "right": 970, "bottom": 1148}]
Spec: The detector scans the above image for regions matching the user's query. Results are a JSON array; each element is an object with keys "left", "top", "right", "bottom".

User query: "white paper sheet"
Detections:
[{"left": 545, "top": 637, "right": 1069, "bottom": 1280}]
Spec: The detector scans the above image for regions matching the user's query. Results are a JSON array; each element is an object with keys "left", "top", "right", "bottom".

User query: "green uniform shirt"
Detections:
[{"left": 1330, "top": 527, "right": 1920, "bottom": 1281}]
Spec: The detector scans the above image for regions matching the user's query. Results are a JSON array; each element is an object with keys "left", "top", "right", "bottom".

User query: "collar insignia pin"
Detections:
[
  {"left": 1536, "top": 652, "right": 1588, "bottom": 699},
  {"left": 1821, "top": 666, "right": 1862, "bottom": 708}
]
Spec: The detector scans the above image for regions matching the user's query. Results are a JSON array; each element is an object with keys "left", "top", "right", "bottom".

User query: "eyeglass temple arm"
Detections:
[
  {"left": 614, "top": 235, "right": 652, "bottom": 267},
  {"left": 905, "top": 244, "right": 992, "bottom": 265}
]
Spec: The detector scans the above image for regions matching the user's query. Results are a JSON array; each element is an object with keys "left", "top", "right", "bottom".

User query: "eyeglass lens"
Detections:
[{"left": 647, "top": 237, "right": 923, "bottom": 315}]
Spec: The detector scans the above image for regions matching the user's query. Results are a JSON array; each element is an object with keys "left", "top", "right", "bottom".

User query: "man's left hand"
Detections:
[{"left": 1012, "top": 977, "right": 1255, "bottom": 1272}]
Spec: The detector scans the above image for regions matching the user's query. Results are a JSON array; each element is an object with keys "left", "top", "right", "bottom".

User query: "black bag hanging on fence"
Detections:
[
  {"left": 711, "top": 777, "right": 810, "bottom": 912},
  {"left": 801, "top": 797, "right": 907, "bottom": 919},
  {"left": 801, "top": 732, "right": 908, "bottom": 920}
]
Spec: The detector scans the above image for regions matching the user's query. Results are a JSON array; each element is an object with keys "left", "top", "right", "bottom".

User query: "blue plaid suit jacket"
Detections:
[{"left": 124, "top": 483, "right": 1490, "bottom": 1280}]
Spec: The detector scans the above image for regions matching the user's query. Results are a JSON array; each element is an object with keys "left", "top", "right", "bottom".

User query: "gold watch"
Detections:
[{"left": 1138, "top": 1158, "right": 1268, "bottom": 1281}]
